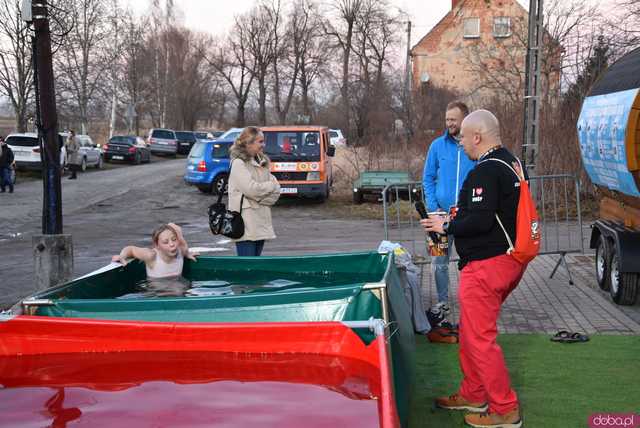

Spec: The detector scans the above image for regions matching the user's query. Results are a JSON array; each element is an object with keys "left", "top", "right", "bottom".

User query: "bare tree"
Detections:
[
  {"left": 270, "top": 0, "right": 294, "bottom": 124},
  {"left": 165, "top": 28, "right": 213, "bottom": 130},
  {"left": 207, "top": 31, "right": 255, "bottom": 127},
  {"left": 240, "top": 4, "right": 277, "bottom": 125},
  {"left": 0, "top": 0, "right": 34, "bottom": 132},
  {"left": 612, "top": 0, "right": 640, "bottom": 48},
  {"left": 54, "top": 0, "right": 114, "bottom": 132},
  {"left": 118, "top": 11, "right": 150, "bottom": 135},
  {"left": 325, "top": 0, "right": 364, "bottom": 137},
  {"left": 350, "top": 0, "right": 401, "bottom": 137},
  {"left": 146, "top": 0, "right": 175, "bottom": 128},
  {"left": 296, "top": 0, "right": 327, "bottom": 120}
]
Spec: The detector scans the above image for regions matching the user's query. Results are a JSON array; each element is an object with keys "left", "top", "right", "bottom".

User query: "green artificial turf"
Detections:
[{"left": 410, "top": 334, "right": 640, "bottom": 428}]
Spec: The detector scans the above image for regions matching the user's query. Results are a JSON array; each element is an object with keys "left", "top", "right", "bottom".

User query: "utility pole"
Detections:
[
  {"left": 404, "top": 20, "right": 412, "bottom": 143},
  {"left": 32, "top": 0, "right": 62, "bottom": 234},
  {"left": 522, "top": 0, "right": 544, "bottom": 183},
  {"left": 24, "top": 0, "right": 74, "bottom": 290}
]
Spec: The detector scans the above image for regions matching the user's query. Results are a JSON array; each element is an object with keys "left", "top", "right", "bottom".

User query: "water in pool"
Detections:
[{"left": 0, "top": 351, "right": 381, "bottom": 428}]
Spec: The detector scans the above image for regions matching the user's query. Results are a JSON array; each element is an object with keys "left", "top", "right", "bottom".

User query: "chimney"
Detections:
[{"left": 452, "top": 0, "right": 461, "bottom": 9}]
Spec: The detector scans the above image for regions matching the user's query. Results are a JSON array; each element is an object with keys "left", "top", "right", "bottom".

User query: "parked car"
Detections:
[
  {"left": 262, "top": 125, "right": 335, "bottom": 201},
  {"left": 352, "top": 170, "right": 420, "bottom": 204},
  {"left": 184, "top": 138, "right": 233, "bottom": 194},
  {"left": 211, "top": 130, "right": 224, "bottom": 138},
  {"left": 148, "top": 128, "right": 178, "bottom": 156},
  {"left": 194, "top": 131, "right": 214, "bottom": 141},
  {"left": 103, "top": 136, "right": 151, "bottom": 164},
  {"left": 75, "top": 134, "right": 103, "bottom": 170},
  {"left": 329, "top": 129, "right": 347, "bottom": 146},
  {"left": 175, "top": 131, "right": 198, "bottom": 155},
  {"left": 5, "top": 132, "right": 66, "bottom": 171},
  {"left": 217, "top": 127, "right": 244, "bottom": 141}
]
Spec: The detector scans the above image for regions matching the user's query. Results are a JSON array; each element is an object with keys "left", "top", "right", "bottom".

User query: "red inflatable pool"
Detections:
[{"left": 0, "top": 316, "right": 399, "bottom": 428}]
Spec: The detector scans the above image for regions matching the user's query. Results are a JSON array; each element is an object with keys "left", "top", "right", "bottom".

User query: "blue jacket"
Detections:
[{"left": 422, "top": 130, "right": 476, "bottom": 212}]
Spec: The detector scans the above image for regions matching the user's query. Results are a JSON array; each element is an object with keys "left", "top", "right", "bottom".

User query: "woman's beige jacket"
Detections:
[{"left": 228, "top": 147, "right": 280, "bottom": 242}]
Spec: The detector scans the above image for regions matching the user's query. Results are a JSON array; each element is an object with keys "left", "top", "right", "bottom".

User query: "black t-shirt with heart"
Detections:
[{"left": 449, "top": 146, "right": 525, "bottom": 270}]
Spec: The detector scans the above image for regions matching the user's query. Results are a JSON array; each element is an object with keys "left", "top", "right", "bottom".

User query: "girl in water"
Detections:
[{"left": 112, "top": 223, "right": 199, "bottom": 296}]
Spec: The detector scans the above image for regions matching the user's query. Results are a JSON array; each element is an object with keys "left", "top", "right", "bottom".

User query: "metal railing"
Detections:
[{"left": 382, "top": 174, "right": 585, "bottom": 283}]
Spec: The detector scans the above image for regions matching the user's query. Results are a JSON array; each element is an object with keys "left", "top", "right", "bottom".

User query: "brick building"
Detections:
[{"left": 411, "top": 0, "right": 560, "bottom": 105}]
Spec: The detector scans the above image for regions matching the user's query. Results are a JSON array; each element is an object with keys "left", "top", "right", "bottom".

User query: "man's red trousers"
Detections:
[{"left": 458, "top": 254, "right": 526, "bottom": 415}]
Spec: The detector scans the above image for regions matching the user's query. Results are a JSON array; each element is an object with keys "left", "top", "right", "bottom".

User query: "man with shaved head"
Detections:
[{"left": 421, "top": 109, "right": 525, "bottom": 428}]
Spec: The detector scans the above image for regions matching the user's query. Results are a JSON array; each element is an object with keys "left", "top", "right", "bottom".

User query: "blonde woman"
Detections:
[{"left": 228, "top": 126, "right": 280, "bottom": 256}]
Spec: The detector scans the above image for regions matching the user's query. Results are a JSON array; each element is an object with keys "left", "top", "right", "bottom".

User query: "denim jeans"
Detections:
[
  {"left": 0, "top": 167, "right": 13, "bottom": 191},
  {"left": 235, "top": 240, "right": 265, "bottom": 256},
  {"left": 431, "top": 234, "right": 453, "bottom": 303}
]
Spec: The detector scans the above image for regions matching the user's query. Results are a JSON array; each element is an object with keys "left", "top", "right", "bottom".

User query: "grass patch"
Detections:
[{"left": 410, "top": 334, "right": 640, "bottom": 428}]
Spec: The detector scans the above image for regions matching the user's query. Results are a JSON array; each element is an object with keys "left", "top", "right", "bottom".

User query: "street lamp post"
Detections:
[{"left": 22, "top": 0, "right": 74, "bottom": 291}]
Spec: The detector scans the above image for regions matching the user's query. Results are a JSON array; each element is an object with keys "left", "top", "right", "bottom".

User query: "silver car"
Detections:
[
  {"left": 148, "top": 128, "right": 178, "bottom": 155},
  {"left": 75, "top": 134, "right": 103, "bottom": 170}
]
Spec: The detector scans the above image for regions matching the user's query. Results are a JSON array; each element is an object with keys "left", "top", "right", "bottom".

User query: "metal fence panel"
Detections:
[{"left": 382, "top": 175, "right": 584, "bottom": 282}]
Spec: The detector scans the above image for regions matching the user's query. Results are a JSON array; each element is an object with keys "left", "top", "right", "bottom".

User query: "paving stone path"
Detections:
[{"left": 420, "top": 253, "right": 640, "bottom": 334}]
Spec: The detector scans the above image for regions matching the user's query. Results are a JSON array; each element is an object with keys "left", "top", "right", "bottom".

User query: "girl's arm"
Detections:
[
  {"left": 111, "top": 245, "right": 155, "bottom": 265},
  {"left": 168, "top": 223, "right": 198, "bottom": 261}
]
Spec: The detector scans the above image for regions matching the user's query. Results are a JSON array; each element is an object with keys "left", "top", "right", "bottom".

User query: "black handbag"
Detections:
[
  {"left": 208, "top": 161, "right": 245, "bottom": 239},
  {"left": 208, "top": 191, "right": 245, "bottom": 240}
]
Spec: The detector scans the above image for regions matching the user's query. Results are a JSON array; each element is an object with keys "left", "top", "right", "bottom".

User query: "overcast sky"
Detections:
[
  {"left": 125, "top": 0, "right": 618, "bottom": 46},
  {"left": 124, "top": 0, "right": 525, "bottom": 46}
]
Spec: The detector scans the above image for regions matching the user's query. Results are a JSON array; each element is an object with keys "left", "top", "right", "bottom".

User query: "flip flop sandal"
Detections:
[
  {"left": 551, "top": 330, "right": 590, "bottom": 343},
  {"left": 567, "top": 332, "right": 589, "bottom": 343},
  {"left": 550, "top": 330, "right": 572, "bottom": 342}
]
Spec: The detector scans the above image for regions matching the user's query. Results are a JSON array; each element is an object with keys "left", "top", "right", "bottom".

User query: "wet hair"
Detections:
[
  {"left": 446, "top": 101, "right": 470, "bottom": 117},
  {"left": 233, "top": 126, "right": 263, "bottom": 150},
  {"left": 151, "top": 224, "right": 177, "bottom": 246}
]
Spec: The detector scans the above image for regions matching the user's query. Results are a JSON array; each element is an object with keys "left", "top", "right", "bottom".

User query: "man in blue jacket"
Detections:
[{"left": 422, "top": 101, "right": 475, "bottom": 314}]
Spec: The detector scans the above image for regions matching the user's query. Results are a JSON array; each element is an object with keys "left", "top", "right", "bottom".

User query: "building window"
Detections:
[
  {"left": 493, "top": 16, "right": 511, "bottom": 38},
  {"left": 463, "top": 17, "right": 480, "bottom": 38}
]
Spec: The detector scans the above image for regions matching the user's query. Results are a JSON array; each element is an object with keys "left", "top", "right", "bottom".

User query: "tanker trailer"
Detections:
[{"left": 578, "top": 47, "right": 640, "bottom": 305}]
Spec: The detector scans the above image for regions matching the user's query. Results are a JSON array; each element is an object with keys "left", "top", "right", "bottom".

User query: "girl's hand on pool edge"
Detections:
[
  {"left": 111, "top": 255, "right": 128, "bottom": 265},
  {"left": 186, "top": 251, "right": 199, "bottom": 261}
]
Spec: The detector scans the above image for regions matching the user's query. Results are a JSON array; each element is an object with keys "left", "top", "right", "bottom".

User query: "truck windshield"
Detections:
[{"left": 263, "top": 131, "right": 321, "bottom": 162}]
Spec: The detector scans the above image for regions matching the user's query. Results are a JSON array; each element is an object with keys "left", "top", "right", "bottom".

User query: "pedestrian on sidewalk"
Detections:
[
  {"left": 422, "top": 101, "right": 475, "bottom": 316},
  {"left": 0, "top": 136, "right": 15, "bottom": 193},
  {"left": 66, "top": 130, "right": 80, "bottom": 180},
  {"left": 421, "top": 110, "right": 526, "bottom": 428},
  {"left": 228, "top": 126, "right": 280, "bottom": 256}
]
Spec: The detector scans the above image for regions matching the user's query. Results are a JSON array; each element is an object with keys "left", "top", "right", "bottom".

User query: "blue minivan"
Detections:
[{"left": 184, "top": 139, "right": 234, "bottom": 194}]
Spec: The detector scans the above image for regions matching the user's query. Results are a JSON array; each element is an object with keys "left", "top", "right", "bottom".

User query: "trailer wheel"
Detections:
[
  {"left": 609, "top": 250, "right": 639, "bottom": 305},
  {"left": 353, "top": 190, "right": 364, "bottom": 204},
  {"left": 595, "top": 235, "right": 611, "bottom": 291}
]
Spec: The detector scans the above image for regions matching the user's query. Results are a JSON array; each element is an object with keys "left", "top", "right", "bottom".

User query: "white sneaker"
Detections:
[{"left": 434, "top": 302, "right": 450, "bottom": 314}]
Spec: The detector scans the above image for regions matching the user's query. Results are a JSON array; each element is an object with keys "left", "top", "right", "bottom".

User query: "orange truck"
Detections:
[{"left": 261, "top": 126, "right": 336, "bottom": 201}]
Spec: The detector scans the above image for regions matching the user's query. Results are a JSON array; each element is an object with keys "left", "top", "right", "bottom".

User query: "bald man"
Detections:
[{"left": 421, "top": 110, "right": 524, "bottom": 428}]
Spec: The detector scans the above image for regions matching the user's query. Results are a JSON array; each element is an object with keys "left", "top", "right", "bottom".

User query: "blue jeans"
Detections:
[
  {"left": 0, "top": 167, "right": 12, "bottom": 191},
  {"left": 235, "top": 240, "right": 265, "bottom": 256},
  {"left": 432, "top": 235, "right": 453, "bottom": 303}
]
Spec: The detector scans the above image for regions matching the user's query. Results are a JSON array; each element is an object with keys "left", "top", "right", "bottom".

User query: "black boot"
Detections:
[{"left": 9, "top": 186, "right": 13, "bottom": 193}]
